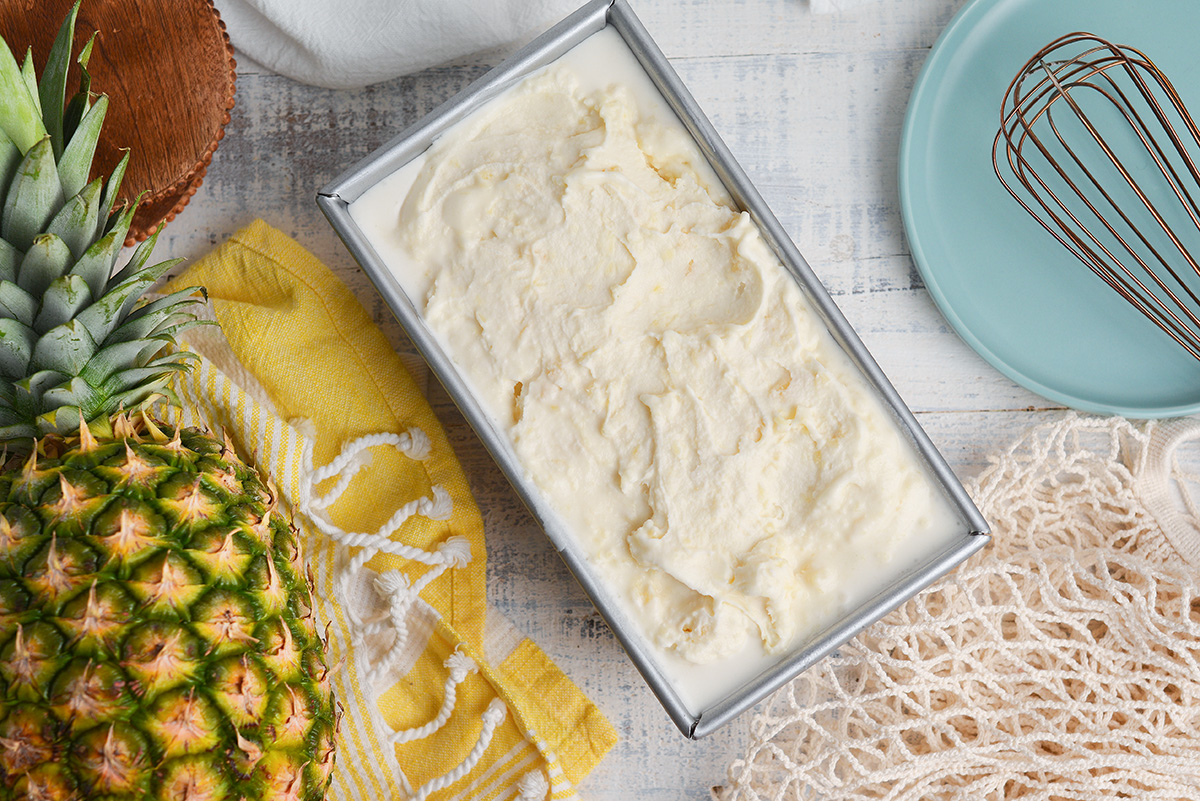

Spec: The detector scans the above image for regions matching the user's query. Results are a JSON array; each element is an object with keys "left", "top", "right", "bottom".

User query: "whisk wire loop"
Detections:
[{"left": 994, "top": 32, "right": 1200, "bottom": 362}]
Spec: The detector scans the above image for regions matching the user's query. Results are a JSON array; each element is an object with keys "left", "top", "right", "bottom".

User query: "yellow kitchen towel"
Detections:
[{"left": 164, "top": 219, "right": 616, "bottom": 800}]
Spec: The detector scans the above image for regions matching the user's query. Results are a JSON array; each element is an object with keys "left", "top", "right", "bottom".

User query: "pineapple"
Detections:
[{"left": 0, "top": 5, "right": 338, "bottom": 799}]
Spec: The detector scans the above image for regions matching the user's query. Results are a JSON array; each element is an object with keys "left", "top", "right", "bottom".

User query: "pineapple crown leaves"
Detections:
[{"left": 0, "top": 2, "right": 207, "bottom": 448}]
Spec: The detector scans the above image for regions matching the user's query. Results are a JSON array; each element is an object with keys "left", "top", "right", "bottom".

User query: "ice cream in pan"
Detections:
[{"left": 327, "top": 5, "right": 986, "bottom": 735}]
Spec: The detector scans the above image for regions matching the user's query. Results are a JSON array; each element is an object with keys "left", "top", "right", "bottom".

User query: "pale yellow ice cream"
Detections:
[{"left": 351, "top": 32, "right": 956, "bottom": 686}]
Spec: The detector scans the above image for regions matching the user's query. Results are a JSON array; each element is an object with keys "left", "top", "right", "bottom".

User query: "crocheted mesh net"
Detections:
[{"left": 719, "top": 415, "right": 1200, "bottom": 801}]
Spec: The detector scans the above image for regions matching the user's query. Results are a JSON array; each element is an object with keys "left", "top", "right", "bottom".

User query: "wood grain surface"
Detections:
[
  {"left": 0, "top": 0, "right": 236, "bottom": 241},
  {"left": 151, "top": 0, "right": 1075, "bottom": 797}
]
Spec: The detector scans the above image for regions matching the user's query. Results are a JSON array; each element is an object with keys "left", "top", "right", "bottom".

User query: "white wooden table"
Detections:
[{"left": 160, "top": 0, "right": 1068, "bottom": 796}]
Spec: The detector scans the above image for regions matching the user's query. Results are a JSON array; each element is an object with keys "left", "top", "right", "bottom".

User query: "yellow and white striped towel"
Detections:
[{"left": 164, "top": 220, "right": 616, "bottom": 800}]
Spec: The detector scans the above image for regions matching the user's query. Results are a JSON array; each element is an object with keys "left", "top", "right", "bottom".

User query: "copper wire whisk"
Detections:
[{"left": 993, "top": 32, "right": 1200, "bottom": 362}]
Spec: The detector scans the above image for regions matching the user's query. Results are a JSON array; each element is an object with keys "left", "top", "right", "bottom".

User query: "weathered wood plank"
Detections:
[{"left": 632, "top": 0, "right": 969, "bottom": 60}]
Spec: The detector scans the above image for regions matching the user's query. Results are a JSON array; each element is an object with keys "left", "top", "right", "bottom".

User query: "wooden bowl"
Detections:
[{"left": 0, "top": 0, "right": 237, "bottom": 244}]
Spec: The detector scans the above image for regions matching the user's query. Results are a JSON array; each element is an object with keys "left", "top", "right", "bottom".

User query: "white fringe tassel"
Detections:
[
  {"left": 299, "top": 428, "right": 524, "bottom": 800},
  {"left": 517, "top": 769, "right": 551, "bottom": 800},
  {"left": 388, "top": 650, "right": 479, "bottom": 745},
  {"left": 407, "top": 699, "right": 509, "bottom": 801}
]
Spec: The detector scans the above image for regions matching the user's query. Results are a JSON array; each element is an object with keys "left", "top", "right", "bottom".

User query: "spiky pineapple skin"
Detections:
[{"left": 0, "top": 418, "right": 337, "bottom": 800}]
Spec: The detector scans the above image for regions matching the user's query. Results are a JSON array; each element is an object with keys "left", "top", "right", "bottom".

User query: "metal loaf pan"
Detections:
[{"left": 318, "top": 0, "right": 990, "bottom": 739}]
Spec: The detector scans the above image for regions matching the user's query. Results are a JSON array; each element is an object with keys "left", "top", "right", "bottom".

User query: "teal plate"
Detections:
[{"left": 900, "top": 0, "right": 1200, "bottom": 418}]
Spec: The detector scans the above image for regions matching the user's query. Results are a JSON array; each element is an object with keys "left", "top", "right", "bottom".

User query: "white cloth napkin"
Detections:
[
  {"left": 212, "top": 0, "right": 579, "bottom": 89},
  {"left": 214, "top": 0, "right": 871, "bottom": 90}
]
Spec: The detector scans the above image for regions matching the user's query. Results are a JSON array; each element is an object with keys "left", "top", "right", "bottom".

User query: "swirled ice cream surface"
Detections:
[{"left": 350, "top": 28, "right": 961, "bottom": 712}]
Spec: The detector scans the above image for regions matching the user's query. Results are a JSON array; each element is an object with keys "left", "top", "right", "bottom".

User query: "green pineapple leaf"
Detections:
[
  {"left": 13, "top": 369, "right": 69, "bottom": 410},
  {"left": 16, "top": 233, "right": 72, "bottom": 299},
  {"left": 7, "top": 373, "right": 39, "bottom": 420},
  {"left": 61, "top": 32, "right": 95, "bottom": 146},
  {"left": 47, "top": 177, "right": 102, "bottom": 260},
  {"left": 2, "top": 138, "right": 64, "bottom": 252},
  {"left": 64, "top": 211, "right": 131, "bottom": 311},
  {"left": 98, "top": 150, "right": 128, "bottom": 235},
  {"left": 130, "top": 288, "right": 196, "bottom": 336},
  {"left": 30, "top": 318, "right": 97, "bottom": 376},
  {"left": 106, "top": 379, "right": 177, "bottom": 414},
  {"left": 0, "top": 130, "right": 22, "bottom": 202},
  {"left": 0, "top": 421, "right": 35, "bottom": 441},
  {"left": 40, "top": 375, "right": 99, "bottom": 414},
  {"left": 57, "top": 93, "right": 106, "bottom": 201},
  {"left": 80, "top": 337, "right": 166, "bottom": 386},
  {"left": 144, "top": 319, "right": 211, "bottom": 343},
  {"left": 109, "top": 309, "right": 196, "bottom": 345},
  {"left": 76, "top": 254, "right": 182, "bottom": 346},
  {"left": 19, "top": 50, "right": 41, "bottom": 119},
  {"left": 0, "top": 317, "right": 35, "bottom": 379},
  {"left": 34, "top": 274, "right": 92, "bottom": 333},
  {"left": 101, "top": 221, "right": 157, "bottom": 291},
  {"left": 108, "top": 287, "right": 205, "bottom": 344},
  {"left": 0, "top": 239, "right": 18, "bottom": 284},
  {"left": 0, "top": 33, "right": 47, "bottom": 153},
  {"left": 103, "top": 359, "right": 194, "bottom": 396},
  {"left": 36, "top": 401, "right": 91, "bottom": 435},
  {"left": 39, "top": 0, "right": 82, "bottom": 157},
  {"left": 123, "top": 286, "right": 203, "bottom": 324},
  {"left": 0, "top": 281, "right": 37, "bottom": 327}
]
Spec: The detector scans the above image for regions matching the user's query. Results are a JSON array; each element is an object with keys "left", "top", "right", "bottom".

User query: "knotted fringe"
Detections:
[
  {"left": 388, "top": 650, "right": 479, "bottom": 745},
  {"left": 298, "top": 428, "right": 509, "bottom": 800},
  {"left": 517, "top": 769, "right": 551, "bottom": 800}
]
